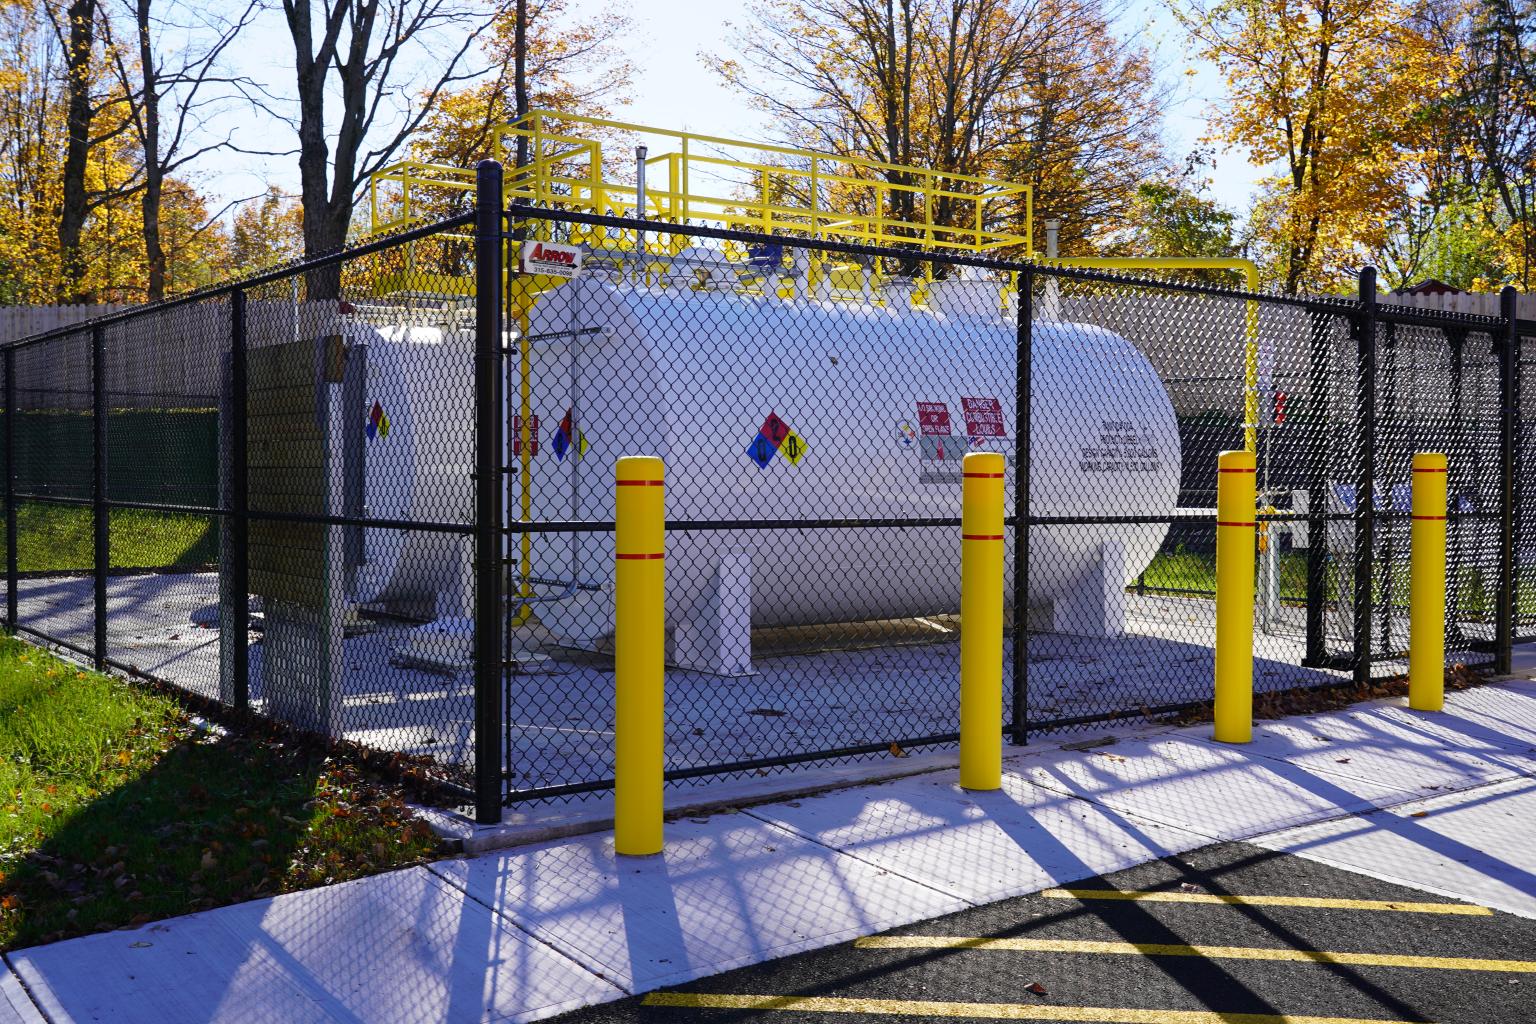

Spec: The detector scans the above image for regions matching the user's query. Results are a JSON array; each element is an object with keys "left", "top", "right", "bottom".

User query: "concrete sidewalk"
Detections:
[{"left": 6, "top": 679, "right": 1536, "bottom": 1023}]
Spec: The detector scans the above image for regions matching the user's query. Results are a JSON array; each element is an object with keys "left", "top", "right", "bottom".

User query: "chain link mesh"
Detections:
[{"left": 0, "top": 205, "right": 1520, "bottom": 813}]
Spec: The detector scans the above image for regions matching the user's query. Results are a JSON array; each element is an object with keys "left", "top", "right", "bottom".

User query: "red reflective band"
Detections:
[
  {"left": 1411, "top": 515, "right": 1448, "bottom": 521},
  {"left": 1216, "top": 520, "right": 1256, "bottom": 527},
  {"left": 962, "top": 533, "right": 1005, "bottom": 540},
  {"left": 1218, "top": 467, "right": 1257, "bottom": 473},
  {"left": 1412, "top": 467, "right": 1448, "bottom": 474},
  {"left": 616, "top": 480, "right": 664, "bottom": 486},
  {"left": 616, "top": 552, "right": 665, "bottom": 560},
  {"left": 962, "top": 472, "right": 1005, "bottom": 479}
]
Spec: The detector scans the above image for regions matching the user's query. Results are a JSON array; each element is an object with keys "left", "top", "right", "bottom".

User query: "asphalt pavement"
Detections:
[{"left": 564, "top": 842, "right": 1536, "bottom": 1023}]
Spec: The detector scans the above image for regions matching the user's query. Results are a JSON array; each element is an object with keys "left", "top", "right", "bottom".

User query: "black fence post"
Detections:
[
  {"left": 1011, "top": 268, "right": 1033, "bottom": 746},
  {"left": 3, "top": 346, "right": 14, "bottom": 630},
  {"left": 1303, "top": 310, "right": 1329, "bottom": 665},
  {"left": 92, "top": 325, "right": 107, "bottom": 669},
  {"left": 1496, "top": 286, "right": 1518, "bottom": 674},
  {"left": 473, "top": 159, "right": 506, "bottom": 824},
  {"left": 230, "top": 289, "right": 250, "bottom": 710},
  {"left": 1352, "top": 268, "right": 1378, "bottom": 686}
]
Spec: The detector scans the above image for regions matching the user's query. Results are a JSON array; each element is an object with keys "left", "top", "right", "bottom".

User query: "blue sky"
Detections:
[{"left": 202, "top": 0, "right": 1265, "bottom": 233}]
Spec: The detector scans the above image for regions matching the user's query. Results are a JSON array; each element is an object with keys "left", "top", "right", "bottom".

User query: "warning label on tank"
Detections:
[
  {"left": 916, "top": 402, "right": 950, "bottom": 435},
  {"left": 918, "top": 434, "right": 964, "bottom": 483},
  {"left": 1079, "top": 419, "right": 1161, "bottom": 473},
  {"left": 961, "top": 396, "right": 1005, "bottom": 439},
  {"left": 513, "top": 414, "right": 538, "bottom": 456},
  {"left": 746, "top": 411, "right": 806, "bottom": 469}
]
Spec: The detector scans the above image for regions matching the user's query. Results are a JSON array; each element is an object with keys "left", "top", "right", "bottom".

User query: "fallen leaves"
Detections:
[{"left": 1174, "top": 663, "right": 1486, "bottom": 727}]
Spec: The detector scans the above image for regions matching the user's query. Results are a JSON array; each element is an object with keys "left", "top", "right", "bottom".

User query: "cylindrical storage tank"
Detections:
[
  {"left": 350, "top": 324, "right": 474, "bottom": 609},
  {"left": 519, "top": 274, "right": 1180, "bottom": 643}
]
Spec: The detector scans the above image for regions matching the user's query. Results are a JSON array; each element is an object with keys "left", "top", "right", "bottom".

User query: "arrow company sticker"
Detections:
[{"left": 896, "top": 419, "right": 918, "bottom": 447}]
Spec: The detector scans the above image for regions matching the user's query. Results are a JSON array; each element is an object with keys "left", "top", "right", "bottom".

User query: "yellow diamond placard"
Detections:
[{"left": 779, "top": 430, "right": 808, "bottom": 466}]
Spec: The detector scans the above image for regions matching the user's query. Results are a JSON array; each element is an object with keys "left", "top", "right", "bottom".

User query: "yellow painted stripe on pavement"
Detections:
[
  {"left": 1040, "top": 888, "right": 1492, "bottom": 916},
  {"left": 641, "top": 991, "right": 1415, "bottom": 1023},
  {"left": 856, "top": 935, "right": 1536, "bottom": 972}
]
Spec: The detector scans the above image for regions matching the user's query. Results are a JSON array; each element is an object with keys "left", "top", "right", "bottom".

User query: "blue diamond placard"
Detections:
[{"left": 746, "top": 431, "right": 775, "bottom": 469}]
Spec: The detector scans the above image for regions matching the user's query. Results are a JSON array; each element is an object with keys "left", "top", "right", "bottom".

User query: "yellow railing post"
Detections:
[
  {"left": 1410, "top": 452, "right": 1448, "bottom": 711},
  {"left": 1214, "top": 449, "right": 1257, "bottom": 743},
  {"left": 615, "top": 456, "right": 666, "bottom": 855},
  {"left": 960, "top": 451, "right": 1005, "bottom": 790}
]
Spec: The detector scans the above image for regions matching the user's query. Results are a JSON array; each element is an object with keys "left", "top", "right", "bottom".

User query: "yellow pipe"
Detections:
[
  {"left": 518, "top": 300, "right": 533, "bottom": 619},
  {"left": 614, "top": 455, "right": 666, "bottom": 855},
  {"left": 960, "top": 451, "right": 1005, "bottom": 790},
  {"left": 1214, "top": 448, "right": 1256, "bottom": 743},
  {"left": 1410, "top": 452, "right": 1448, "bottom": 711},
  {"left": 1038, "top": 258, "right": 1262, "bottom": 452}
]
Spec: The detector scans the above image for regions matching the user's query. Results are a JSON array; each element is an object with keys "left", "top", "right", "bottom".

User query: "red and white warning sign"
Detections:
[
  {"left": 961, "top": 396, "right": 1005, "bottom": 438},
  {"left": 513, "top": 414, "right": 539, "bottom": 456},
  {"left": 916, "top": 401, "right": 951, "bottom": 436}
]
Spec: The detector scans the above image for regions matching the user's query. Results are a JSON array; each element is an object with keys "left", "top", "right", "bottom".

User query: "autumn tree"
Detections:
[
  {"left": 406, "top": 0, "right": 633, "bottom": 219},
  {"left": 990, "top": 0, "right": 1166, "bottom": 251},
  {"left": 276, "top": 0, "right": 501, "bottom": 297},
  {"left": 714, "top": 0, "right": 1167, "bottom": 255},
  {"left": 1119, "top": 178, "right": 1239, "bottom": 261},
  {"left": 1177, "top": 0, "right": 1454, "bottom": 293},
  {"left": 42, "top": 0, "right": 151, "bottom": 301},
  {"left": 229, "top": 186, "right": 305, "bottom": 272},
  {"left": 0, "top": 0, "right": 66, "bottom": 303},
  {"left": 1412, "top": 0, "right": 1536, "bottom": 287},
  {"left": 102, "top": 0, "right": 261, "bottom": 300},
  {"left": 0, "top": 0, "right": 235, "bottom": 302}
]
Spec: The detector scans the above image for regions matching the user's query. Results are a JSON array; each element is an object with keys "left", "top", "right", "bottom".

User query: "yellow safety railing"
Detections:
[{"left": 370, "top": 109, "right": 1032, "bottom": 255}]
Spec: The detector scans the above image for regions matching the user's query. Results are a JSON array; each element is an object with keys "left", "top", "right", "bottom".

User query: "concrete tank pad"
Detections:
[{"left": 19, "top": 572, "right": 1365, "bottom": 812}]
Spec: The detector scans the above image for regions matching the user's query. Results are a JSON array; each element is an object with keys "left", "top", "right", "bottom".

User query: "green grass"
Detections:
[
  {"left": 1136, "top": 550, "right": 1310, "bottom": 602},
  {"left": 10, "top": 503, "right": 216, "bottom": 573},
  {"left": 0, "top": 636, "right": 441, "bottom": 950},
  {"left": 1136, "top": 547, "right": 1502, "bottom": 619}
]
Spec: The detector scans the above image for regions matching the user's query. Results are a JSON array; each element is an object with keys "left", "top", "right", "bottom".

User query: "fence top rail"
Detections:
[
  {"left": 1375, "top": 300, "right": 1503, "bottom": 332},
  {"left": 0, "top": 212, "right": 476, "bottom": 353}
]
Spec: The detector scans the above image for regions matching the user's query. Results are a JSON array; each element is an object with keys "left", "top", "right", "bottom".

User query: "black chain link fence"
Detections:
[
  {"left": 2, "top": 214, "right": 481, "bottom": 805},
  {"left": 0, "top": 177, "right": 1527, "bottom": 822},
  {"left": 493, "top": 204, "right": 1523, "bottom": 806}
]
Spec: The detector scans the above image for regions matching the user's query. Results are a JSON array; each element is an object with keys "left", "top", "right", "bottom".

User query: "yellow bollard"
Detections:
[
  {"left": 1410, "top": 452, "right": 1448, "bottom": 712},
  {"left": 960, "top": 451, "right": 1005, "bottom": 790},
  {"left": 1214, "top": 449, "right": 1257, "bottom": 744},
  {"left": 615, "top": 456, "right": 665, "bottom": 855}
]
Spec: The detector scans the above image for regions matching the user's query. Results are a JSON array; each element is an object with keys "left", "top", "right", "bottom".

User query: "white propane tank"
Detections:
[
  {"left": 517, "top": 273, "right": 1182, "bottom": 648},
  {"left": 350, "top": 324, "right": 474, "bottom": 611}
]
